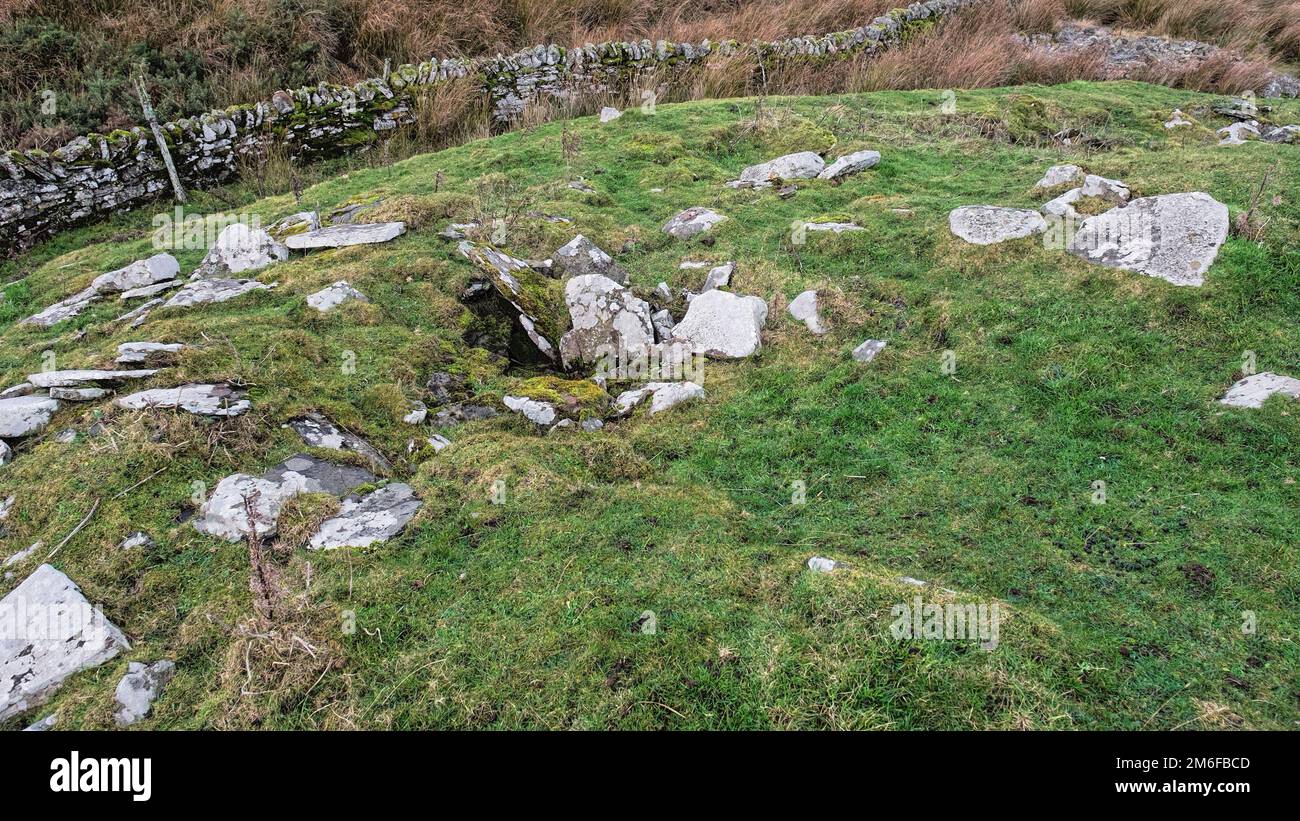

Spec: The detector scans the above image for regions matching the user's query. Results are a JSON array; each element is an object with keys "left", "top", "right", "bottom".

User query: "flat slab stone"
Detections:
[
  {"left": 1033, "top": 164, "right": 1084, "bottom": 190},
  {"left": 853, "top": 339, "right": 887, "bottom": 362},
  {"left": 1079, "top": 174, "right": 1130, "bottom": 203},
  {"left": 262, "top": 454, "right": 377, "bottom": 496},
  {"left": 949, "top": 206, "right": 1048, "bottom": 245},
  {"left": 49, "top": 387, "right": 109, "bottom": 402},
  {"left": 0, "top": 564, "right": 130, "bottom": 722},
  {"left": 115, "top": 342, "right": 184, "bottom": 365},
  {"left": 732, "top": 151, "right": 825, "bottom": 187},
  {"left": 115, "top": 384, "right": 251, "bottom": 417},
  {"left": 114, "top": 660, "right": 175, "bottom": 726},
  {"left": 1067, "top": 192, "right": 1228, "bottom": 286},
  {"left": 701, "top": 261, "right": 734, "bottom": 291},
  {"left": 1217, "top": 372, "right": 1300, "bottom": 408},
  {"left": 194, "top": 223, "right": 288, "bottom": 278},
  {"left": 192, "top": 472, "right": 306, "bottom": 541},
  {"left": 21, "top": 253, "right": 180, "bottom": 328},
  {"left": 286, "top": 413, "right": 391, "bottom": 473},
  {"left": 663, "top": 207, "right": 726, "bottom": 239},
  {"left": 614, "top": 381, "right": 705, "bottom": 416},
  {"left": 458, "top": 242, "right": 557, "bottom": 361},
  {"left": 284, "top": 222, "right": 406, "bottom": 250},
  {"left": 669, "top": 289, "right": 768, "bottom": 359},
  {"left": 163, "top": 278, "right": 274, "bottom": 309},
  {"left": 307, "top": 483, "right": 422, "bottom": 550},
  {"left": 28, "top": 369, "right": 158, "bottom": 388},
  {"left": 0, "top": 395, "right": 60, "bottom": 438},
  {"left": 818, "top": 150, "right": 881, "bottom": 181},
  {"left": 306, "top": 280, "right": 368, "bottom": 312},
  {"left": 558, "top": 274, "right": 655, "bottom": 369}
]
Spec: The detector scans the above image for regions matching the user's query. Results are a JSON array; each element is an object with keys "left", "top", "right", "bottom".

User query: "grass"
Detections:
[{"left": 1, "top": 80, "right": 1298, "bottom": 730}]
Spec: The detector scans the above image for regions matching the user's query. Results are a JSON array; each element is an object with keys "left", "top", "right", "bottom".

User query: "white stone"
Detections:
[
  {"left": 663, "top": 207, "right": 726, "bottom": 239},
  {"left": 599, "top": 106, "right": 622, "bottom": 123},
  {"left": 117, "top": 531, "right": 154, "bottom": 550},
  {"left": 284, "top": 222, "right": 406, "bottom": 249},
  {"left": 194, "top": 223, "right": 288, "bottom": 278},
  {"left": 853, "top": 339, "right": 887, "bottom": 362},
  {"left": 807, "top": 556, "right": 841, "bottom": 573},
  {"left": 115, "top": 342, "right": 184, "bottom": 365},
  {"left": 1218, "top": 121, "right": 1259, "bottom": 146},
  {"left": 818, "top": 150, "right": 881, "bottom": 181},
  {"left": 0, "top": 395, "right": 60, "bottom": 438},
  {"left": 163, "top": 278, "right": 274, "bottom": 309},
  {"left": 1033, "top": 164, "right": 1084, "bottom": 190},
  {"left": 115, "top": 384, "right": 251, "bottom": 417},
  {"left": 558, "top": 274, "right": 655, "bottom": 368},
  {"left": 306, "top": 280, "right": 368, "bottom": 312},
  {"left": 0, "top": 440, "right": 11, "bottom": 466},
  {"left": 22, "top": 253, "right": 179, "bottom": 327},
  {"left": 27, "top": 369, "right": 158, "bottom": 389},
  {"left": 503, "top": 395, "right": 558, "bottom": 426},
  {"left": 1164, "top": 110, "right": 1192, "bottom": 129},
  {"left": 733, "top": 151, "right": 825, "bottom": 187},
  {"left": 307, "top": 483, "right": 422, "bottom": 550},
  {"left": 1217, "top": 372, "right": 1300, "bottom": 408},
  {"left": 1068, "top": 192, "right": 1228, "bottom": 287},
  {"left": 1079, "top": 174, "right": 1130, "bottom": 203},
  {"left": 613, "top": 381, "right": 705, "bottom": 416},
  {"left": 1040, "top": 187, "right": 1082, "bottom": 219},
  {"left": 114, "top": 660, "right": 175, "bottom": 726},
  {"left": 286, "top": 413, "right": 391, "bottom": 472},
  {"left": 788, "top": 290, "right": 827, "bottom": 334},
  {"left": 949, "top": 206, "right": 1047, "bottom": 245},
  {"left": 701, "top": 261, "right": 734, "bottom": 291},
  {"left": 0, "top": 564, "right": 130, "bottom": 722},
  {"left": 4, "top": 541, "right": 40, "bottom": 568},
  {"left": 49, "top": 387, "right": 109, "bottom": 402},
  {"left": 669, "top": 289, "right": 767, "bottom": 359},
  {"left": 192, "top": 472, "right": 308, "bottom": 541}
]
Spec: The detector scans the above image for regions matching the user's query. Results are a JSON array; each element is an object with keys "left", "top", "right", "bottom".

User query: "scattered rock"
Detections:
[
  {"left": 306, "top": 280, "right": 368, "bottom": 312},
  {"left": 1217, "top": 121, "right": 1259, "bottom": 146},
  {"left": 52, "top": 428, "right": 76, "bottom": 444},
  {"left": 22, "top": 713, "right": 57, "bottom": 731},
  {"left": 599, "top": 106, "right": 622, "bottom": 123},
  {"left": 0, "top": 383, "right": 33, "bottom": 399},
  {"left": 262, "top": 454, "right": 376, "bottom": 496},
  {"left": 700, "top": 261, "right": 734, "bottom": 292},
  {"left": 730, "top": 151, "right": 825, "bottom": 188},
  {"left": 0, "top": 395, "right": 60, "bottom": 438},
  {"left": 651, "top": 309, "right": 675, "bottom": 341},
  {"left": 1164, "top": 109, "right": 1193, "bottom": 129},
  {"left": 807, "top": 556, "right": 842, "bottom": 573},
  {"left": 440, "top": 221, "right": 479, "bottom": 240},
  {"left": 787, "top": 290, "right": 827, "bottom": 334},
  {"left": 669, "top": 289, "right": 768, "bottom": 359},
  {"left": 307, "top": 483, "right": 422, "bottom": 549},
  {"left": 162, "top": 278, "right": 274, "bottom": 309},
  {"left": 284, "top": 222, "right": 406, "bottom": 249},
  {"left": 1033, "top": 164, "right": 1084, "bottom": 190},
  {"left": 1067, "top": 192, "right": 1228, "bottom": 286},
  {"left": 22, "top": 253, "right": 180, "bottom": 327},
  {"left": 614, "top": 381, "right": 705, "bottom": 416},
  {"left": 949, "top": 206, "right": 1048, "bottom": 245},
  {"left": 1040, "top": 187, "right": 1083, "bottom": 218},
  {"left": 1217, "top": 372, "right": 1300, "bottom": 408},
  {"left": 117, "top": 531, "right": 155, "bottom": 550},
  {"left": 458, "top": 241, "right": 558, "bottom": 362},
  {"left": 663, "top": 207, "right": 726, "bottom": 239},
  {"left": 113, "top": 298, "right": 163, "bottom": 327},
  {"left": 503, "top": 395, "right": 558, "bottom": 426},
  {"left": 193, "top": 223, "right": 288, "bottom": 278},
  {"left": 1079, "top": 174, "right": 1130, "bottom": 203},
  {"left": 270, "top": 211, "right": 321, "bottom": 240},
  {"left": 49, "top": 387, "right": 109, "bottom": 402},
  {"left": 286, "top": 413, "right": 392, "bottom": 473},
  {"left": 553, "top": 235, "right": 627, "bottom": 284},
  {"left": 424, "top": 371, "right": 464, "bottom": 406},
  {"left": 0, "top": 564, "right": 130, "bottom": 722},
  {"left": 818, "top": 150, "right": 881, "bottom": 181},
  {"left": 119, "top": 280, "right": 183, "bottom": 300},
  {"left": 853, "top": 339, "right": 887, "bottom": 362},
  {"left": 115, "top": 383, "right": 251, "bottom": 417},
  {"left": 803, "top": 220, "right": 862, "bottom": 233},
  {"left": 113, "top": 660, "right": 175, "bottom": 726},
  {"left": 581, "top": 417, "right": 604, "bottom": 431},
  {"left": 1260, "top": 124, "right": 1300, "bottom": 144},
  {"left": 115, "top": 342, "right": 184, "bottom": 365},
  {"left": 402, "top": 401, "right": 427, "bottom": 425},
  {"left": 3, "top": 541, "right": 40, "bottom": 568},
  {"left": 558, "top": 274, "right": 655, "bottom": 369},
  {"left": 0, "top": 440, "right": 11, "bottom": 466}
]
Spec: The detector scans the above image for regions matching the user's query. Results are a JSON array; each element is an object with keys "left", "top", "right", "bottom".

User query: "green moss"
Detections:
[{"left": 515, "top": 375, "right": 608, "bottom": 407}]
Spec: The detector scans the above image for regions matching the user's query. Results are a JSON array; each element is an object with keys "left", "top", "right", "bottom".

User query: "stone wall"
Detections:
[{"left": 0, "top": 0, "right": 981, "bottom": 256}]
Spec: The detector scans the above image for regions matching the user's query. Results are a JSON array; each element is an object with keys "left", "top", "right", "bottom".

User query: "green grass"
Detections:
[{"left": 1, "top": 80, "right": 1298, "bottom": 730}]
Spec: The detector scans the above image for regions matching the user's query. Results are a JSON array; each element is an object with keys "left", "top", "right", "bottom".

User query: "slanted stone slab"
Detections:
[
  {"left": 118, "top": 280, "right": 181, "bottom": 300},
  {"left": 115, "top": 342, "right": 184, "bottom": 365},
  {"left": 1217, "top": 372, "right": 1300, "bottom": 408},
  {"left": 669, "top": 289, "right": 768, "bottom": 359},
  {"left": 804, "top": 221, "right": 862, "bottom": 233},
  {"left": 663, "top": 207, "right": 726, "bottom": 239},
  {"left": 853, "top": 339, "right": 887, "bottom": 362},
  {"left": 286, "top": 413, "right": 391, "bottom": 473},
  {"left": 558, "top": 274, "right": 655, "bottom": 369},
  {"left": 307, "top": 483, "right": 422, "bottom": 550},
  {"left": 163, "top": 278, "right": 274, "bottom": 309},
  {"left": 788, "top": 290, "right": 827, "bottom": 334},
  {"left": 818, "top": 150, "right": 881, "bottom": 181},
  {"left": 270, "top": 211, "right": 321, "bottom": 241},
  {"left": 700, "top": 261, "right": 734, "bottom": 291},
  {"left": 1067, "top": 192, "right": 1228, "bottom": 287},
  {"left": 20, "top": 254, "right": 179, "bottom": 328},
  {"left": 193, "top": 223, "right": 288, "bottom": 278},
  {"left": 114, "top": 660, "right": 175, "bottom": 726},
  {"left": 28, "top": 369, "right": 158, "bottom": 389},
  {"left": 1217, "top": 121, "right": 1259, "bottom": 146},
  {"left": 614, "top": 381, "right": 705, "bottom": 416},
  {"left": 553, "top": 235, "right": 627, "bottom": 285},
  {"left": 1079, "top": 174, "right": 1130, "bottom": 203},
  {"left": 0, "top": 440, "right": 12, "bottom": 466},
  {"left": 115, "top": 384, "right": 251, "bottom": 417},
  {"left": 0, "top": 564, "right": 130, "bottom": 722},
  {"left": 0, "top": 395, "right": 60, "bottom": 438},
  {"left": 284, "top": 222, "right": 406, "bottom": 250},
  {"left": 458, "top": 241, "right": 558, "bottom": 362},
  {"left": 949, "top": 206, "right": 1048, "bottom": 245},
  {"left": 306, "top": 280, "right": 368, "bottom": 312},
  {"left": 731, "top": 151, "right": 825, "bottom": 187}
]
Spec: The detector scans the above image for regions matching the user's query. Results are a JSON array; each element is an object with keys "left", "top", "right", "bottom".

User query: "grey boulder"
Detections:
[
  {"left": 949, "top": 206, "right": 1048, "bottom": 245},
  {"left": 163, "top": 278, "right": 274, "bottom": 309},
  {"left": 558, "top": 274, "right": 655, "bottom": 369},
  {"left": 663, "top": 207, "right": 726, "bottom": 239},
  {"left": 0, "top": 395, "right": 60, "bottom": 438},
  {"left": 193, "top": 223, "right": 288, "bottom": 278},
  {"left": 306, "top": 280, "right": 368, "bottom": 312},
  {"left": 818, "top": 150, "right": 881, "bottom": 181},
  {"left": 553, "top": 235, "right": 627, "bottom": 285},
  {"left": 732, "top": 151, "right": 825, "bottom": 187},
  {"left": 286, "top": 413, "right": 392, "bottom": 472},
  {"left": 1067, "top": 192, "right": 1228, "bottom": 286},
  {"left": 1218, "top": 372, "right": 1300, "bottom": 408},
  {"left": 115, "top": 384, "right": 251, "bottom": 417},
  {"left": 668, "top": 289, "right": 768, "bottom": 359},
  {"left": 113, "top": 660, "right": 176, "bottom": 726}
]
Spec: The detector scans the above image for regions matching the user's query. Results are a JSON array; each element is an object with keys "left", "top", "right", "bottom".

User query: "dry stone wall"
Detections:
[{"left": 0, "top": 0, "right": 980, "bottom": 255}]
